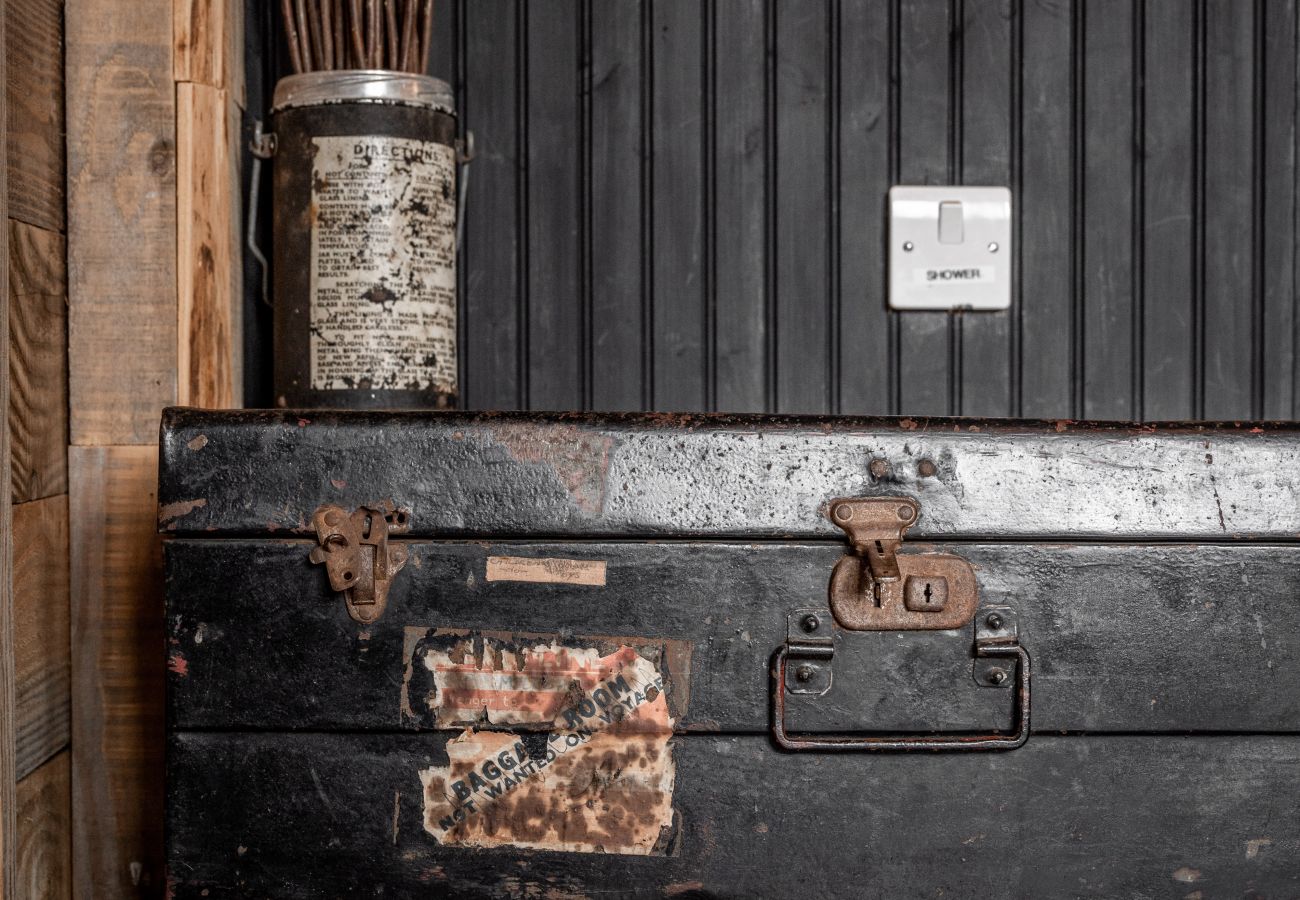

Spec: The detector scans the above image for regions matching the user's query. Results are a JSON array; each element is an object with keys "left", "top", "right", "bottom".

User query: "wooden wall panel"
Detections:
[
  {"left": 5, "top": 0, "right": 64, "bottom": 234},
  {"left": 0, "top": 1, "right": 14, "bottom": 890},
  {"left": 175, "top": 83, "right": 240, "bottom": 410},
  {"left": 8, "top": 222, "right": 66, "bottom": 504},
  {"left": 66, "top": 0, "right": 177, "bottom": 446},
  {"left": 69, "top": 446, "right": 163, "bottom": 899},
  {"left": 252, "top": 0, "right": 1292, "bottom": 421},
  {"left": 15, "top": 751, "right": 70, "bottom": 900},
  {"left": 11, "top": 496, "right": 68, "bottom": 783}
]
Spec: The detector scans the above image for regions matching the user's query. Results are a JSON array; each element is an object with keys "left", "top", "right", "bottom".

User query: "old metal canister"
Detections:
[{"left": 269, "top": 71, "right": 458, "bottom": 409}]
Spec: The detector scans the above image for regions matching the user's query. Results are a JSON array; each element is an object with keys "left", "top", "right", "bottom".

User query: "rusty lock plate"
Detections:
[
  {"left": 826, "top": 497, "right": 978, "bottom": 630},
  {"left": 309, "top": 501, "right": 410, "bottom": 624}
]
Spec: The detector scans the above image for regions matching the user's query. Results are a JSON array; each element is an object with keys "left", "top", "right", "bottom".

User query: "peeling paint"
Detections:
[
  {"left": 1246, "top": 837, "right": 1272, "bottom": 859},
  {"left": 186, "top": 434, "right": 208, "bottom": 451},
  {"left": 1172, "top": 867, "right": 1202, "bottom": 883},
  {"left": 168, "top": 654, "right": 189, "bottom": 677},
  {"left": 159, "top": 497, "right": 208, "bottom": 528},
  {"left": 489, "top": 424, "right": 613, "bottom": 515}
]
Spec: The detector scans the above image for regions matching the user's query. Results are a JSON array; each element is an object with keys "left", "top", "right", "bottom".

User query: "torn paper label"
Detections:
[
  {"left": 412, "top": 630, "right": 680, "bottom": 855},
  {"left": 485, "top": 555, "right": 607, "bottom": 586}
]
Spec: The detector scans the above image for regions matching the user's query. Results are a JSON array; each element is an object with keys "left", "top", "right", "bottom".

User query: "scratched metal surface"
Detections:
[
  {"left": 167, "top": 731, "right": 1300, "bottom": 898},
  {"left": 159, "top": 408, "right": 1300, "bottom": 540}
]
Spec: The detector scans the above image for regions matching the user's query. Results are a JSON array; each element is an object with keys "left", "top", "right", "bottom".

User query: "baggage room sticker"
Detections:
[{"left": 404, "top": 629, "right": 687, "bottom": 855}]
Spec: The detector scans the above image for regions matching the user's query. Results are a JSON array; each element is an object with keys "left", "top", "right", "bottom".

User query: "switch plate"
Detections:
[{"left": 889, "top": 185, "right": 1011, "bottom": 311}]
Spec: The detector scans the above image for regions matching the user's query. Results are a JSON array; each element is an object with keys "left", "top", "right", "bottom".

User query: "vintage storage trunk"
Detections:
[{"left": 160, "top": 409, "right": 1300, "bottom": 897}]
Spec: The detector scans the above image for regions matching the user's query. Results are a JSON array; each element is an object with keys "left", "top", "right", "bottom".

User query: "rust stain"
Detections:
[
  {"left": 168, "top": 654, "right": 189, "bottom": 677},
  {"left": 418, "top": 633, "right": 678, "bottom": 856},
  {"left": 489, "top": 423, "right": 614, "bottom": 515},
  {"left": 666, "top": 883, "right": 705, "bottom": 896},
  {"left": 159, "top": 497, "right": 208, "bottom": 528},
  {"left": 186, "top": 434, "right": 208, "bottom": 451}
]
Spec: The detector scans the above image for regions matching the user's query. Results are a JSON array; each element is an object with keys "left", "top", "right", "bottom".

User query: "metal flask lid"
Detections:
[{"left": 272, "top": 69, "right": 455, "bottom": 115}]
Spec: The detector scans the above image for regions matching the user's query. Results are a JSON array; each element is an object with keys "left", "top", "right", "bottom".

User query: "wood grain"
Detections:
[
  {"left": 12, "top": 495, "right": 68, "bottom": 782},
  {"left": 173, "top": 0, "right": 245, "bottom": 104},
  {"left": 5, "top": 0, "right": 65, "bottom": 233},
  {"left": 0, "top": 1, "right": 16, "bottom": 891},
  {"left": 176, "top": 83, "right": 241, "bottom": 410},
  {"left": 70, "top": 446, "right": 163, "bottom": 899},
  {"left": 15, "top": 751, "right": 70, "bottom": 899},
  {"left": 8, "top": 221, "right": 67, "bottom": 503},
  {"left": 66, "top": 0, "right": 177, "bottom": 446}
]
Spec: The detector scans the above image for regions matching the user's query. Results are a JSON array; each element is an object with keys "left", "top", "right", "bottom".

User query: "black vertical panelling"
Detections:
[
  {"left": 1017, "top": 0, "right": 1072, "bottom": 418},
  {"left": 1142, "top": 0, "right": 1195, "bottom": 421},
  {"left": 836, "top": 0, "right": 892, "bottom": 415},
  {"left": 774, "top": 1, "right": 831, "bottom": 413},
  {"left": 895, "top": 0, "right": 955, "bottom": 416},
  {"left": 712, "top": 1, "right": 768, "bottom": 412},
  {"left": 1263, "top": 0, "right": 1298, "bottom": 419},
  {"left": 525, "top": 3, "right": 583, "bottom": 410},
  {"left": 957, "top": 0, "right": 1012, "bottom": 417},
  {"left": 1082, "top": 0, "right": 1137, "bottom": 420},
  {"left": 650, "top": 0, "right": 707, "bottom": 411},
  {"left": 250, "top": 1, "right": 1300, "bottom": 423},
  {"left": 1201, "top": 0, "right": 1257, "bottom": 419},
  {"left": 589, "top": 0, "right": 646, "bottom": 411},
  {"left": 461, "top": 0, "right": 520, "bottom": 410}
]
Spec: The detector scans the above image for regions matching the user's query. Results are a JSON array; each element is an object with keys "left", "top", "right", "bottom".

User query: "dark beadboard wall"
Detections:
[{"left": 248, "top": 0, "right": 1300, "bottom": 421}]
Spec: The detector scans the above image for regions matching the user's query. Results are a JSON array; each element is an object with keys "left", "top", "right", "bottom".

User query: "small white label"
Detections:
[
  {"left": 309, "top": 135, "right": 457, "bottom": 394},
  {"left": 914, "top": 265, "right": 995, "bottom": 285}
]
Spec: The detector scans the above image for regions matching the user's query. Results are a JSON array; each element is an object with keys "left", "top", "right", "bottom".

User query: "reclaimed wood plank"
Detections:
[
  {"left": 175, "top": 82, "right": 241, "bottom": 410},
  {"left": 66, "top": 0, "right": 177, "bottom": 446},
  {"left": 5, "top": 0, "right": 64, "bottom": 233},
  {"left": 167, "top": 731, "right": 1300, "bottom": 897},
  {"left": 166, "top": 539, "right": 1300, "bottom": 734},
  {"left": 8, "top": 221, "right": 66, "bottom": 503},
  {"left": 70, "top": 446, "right": 164, "bottom": 899},
  {"left": 15, "top": 751, "right": 70, "bottom": 899},
  {"left": 158, "top": 409, "right": 1300, "bottom": 540},
  {"left": 1260, "top": 0, "right": 1297, "bottom": 419},
  {"left": 12, "top": 495, "right": 68, "bottom": 781},
  {"left": 0, "top": 3, "right": 14, "bottom": 887},
  {"left": 173, "top": 0, "right": 244, "bottom": 102}
]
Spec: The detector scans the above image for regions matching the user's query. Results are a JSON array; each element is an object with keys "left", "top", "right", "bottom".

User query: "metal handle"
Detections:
[{"left": 770, "top": 642, "right": 1031, "bottom": 751}]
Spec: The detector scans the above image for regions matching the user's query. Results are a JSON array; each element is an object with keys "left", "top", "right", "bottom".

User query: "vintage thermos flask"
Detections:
[{"left": 269, "top": 71, "right": 458, "bottom": 409}]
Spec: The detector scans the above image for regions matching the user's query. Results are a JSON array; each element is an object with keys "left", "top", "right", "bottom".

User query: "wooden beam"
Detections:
[
  {"left": 66, "top": 0, "right": 177, "bottom": 446},
  {"left": 69, "top": 446, "right": 163, "bottom": 899},
  {"left": 176, "top": 82, "right": 241, "bottom": 410},
  {"left": 5, "top": 0, "right": 65, "bottom": 234},
  {"left": 0, "top": 0, "right": 16, "bottom": 892},
  {"left": 15, "top": 751, "right": 70, "bottom": 897},
  {"left": 12, "top": 495, "right": 68, "bottom": 782},
  {"left": 8, "top": 221, "right": 66, "bottom": 504},
  {"left": 173, "top": 0, "right": 246, "bottom": 105}
]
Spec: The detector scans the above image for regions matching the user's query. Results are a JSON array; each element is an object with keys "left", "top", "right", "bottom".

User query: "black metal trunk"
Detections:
[{"left": 160, "top": 409, "right": 1300, "bottom": 896}]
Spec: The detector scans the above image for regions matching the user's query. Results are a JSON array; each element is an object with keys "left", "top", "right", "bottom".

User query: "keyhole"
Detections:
[{"left": 924, "top": 582, "right": 933, "bottom": 604}]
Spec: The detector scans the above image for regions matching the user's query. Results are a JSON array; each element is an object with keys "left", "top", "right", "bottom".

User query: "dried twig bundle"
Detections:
[{"left": 282, "top": 0, "right": 434, "bottom": 74}]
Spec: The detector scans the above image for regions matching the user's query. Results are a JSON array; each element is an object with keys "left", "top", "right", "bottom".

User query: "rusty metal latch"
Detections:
[
  {"left": 309, "top": 502, "right": 410, "bottom": 624},
  {"left": 770, "top": 496, "right": 1031, "bottom": 752},
  {"left": 827, "top": 496, "right": 979, "bottom": 631}
]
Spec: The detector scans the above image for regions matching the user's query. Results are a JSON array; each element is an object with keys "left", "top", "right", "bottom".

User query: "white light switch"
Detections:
[{"left": 889, "top": 186, "right": 1011, "bottom": 311}]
